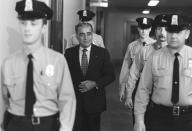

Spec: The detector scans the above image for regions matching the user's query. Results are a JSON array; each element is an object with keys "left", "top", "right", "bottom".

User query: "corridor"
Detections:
[{"left": 101, "top": 65, "right": 133, "bottom": 131}]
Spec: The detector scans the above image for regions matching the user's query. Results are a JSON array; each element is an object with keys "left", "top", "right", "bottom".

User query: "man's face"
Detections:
[
  {"left": 19, "top": 19, "right": 45, "bottom": 45},
  {"left": 167, "top": 29, "right": 190, "bottom": 49},
  {"left": 76, "top": 25, "right": 93, "bottom": 48},
  {"left": 138, "top": 27, "right": 151, "bottom": 39},
  {"left": 155, "top": 27, "right": 167, "bottom": 42}
]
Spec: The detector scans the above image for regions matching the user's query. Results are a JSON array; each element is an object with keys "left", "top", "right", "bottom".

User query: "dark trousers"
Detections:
[
  {"left": 73, "top": 110, "right": 101, "bottom": 131},
  {"left": 5, "top": 112, "right": 59, "bottom": 131},
  {"left": 147, "top": 105, "right": 192, "bottom": 131}
]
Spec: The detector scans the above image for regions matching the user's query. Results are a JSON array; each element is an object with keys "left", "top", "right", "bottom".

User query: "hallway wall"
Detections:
[
  {"left": 0, "top": 0, "right": 22, "bottom": 83},
  {"left": 105, "top": 10, "right": 155, "bottom": 64},
  {"left": 63, "top": 0, "right": 85, "bottom": 41}
]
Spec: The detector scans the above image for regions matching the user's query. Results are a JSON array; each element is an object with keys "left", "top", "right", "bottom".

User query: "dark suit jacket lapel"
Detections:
[
  {"left": 87, "top": 45, "right": 97, "bottom": 75},
  {"left": 74, "top": 45, "right": 82, "bottom": 74}
]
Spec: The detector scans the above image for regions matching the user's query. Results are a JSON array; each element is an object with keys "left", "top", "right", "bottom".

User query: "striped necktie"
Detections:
[{"left": 81, "top": 49, "right": 88, "bottom": 76}]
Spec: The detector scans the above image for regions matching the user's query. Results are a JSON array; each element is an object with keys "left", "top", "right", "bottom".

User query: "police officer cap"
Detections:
[
  {"left": 77, "top": 10, "right": 95, "bottom": 22},
  {"left": 15, "top": 0, "right": 53, "bottom": 20},
  {"left": 154, "top": 14, "right": 169, "bottom": 27},
  {"left": 136, "top": 17, "right": 153, "bottom": 29},
  {"left": 166, "top": 14, "right": 191, "bottom": 33}
]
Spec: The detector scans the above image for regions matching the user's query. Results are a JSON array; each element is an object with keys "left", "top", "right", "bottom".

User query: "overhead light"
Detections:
[
  {"left": 142, "top": 9, "right": 150, "bottom": 14},
  {"left": 148, "top": 0, "right": 159, "bottom": 7},
  {"left": 90, "top": 0, "right": 108, "bottom": 7}
]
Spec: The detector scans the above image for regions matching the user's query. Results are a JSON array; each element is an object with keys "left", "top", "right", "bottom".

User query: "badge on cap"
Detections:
[
  {"left": 188, "top": 59, "right": 192, "bottom": 68},
  {"left": 161, "top": 19, "right": 166, "bottom": 22},
  {"left": 24, "top": 0, "right": 33, "bottom": 11},
  {"left": 45, "top": 65, "right": 54, "bottom": 77},
  {"left": 171, "top": 15, "right": 178, "bottom": 25},
  {"left": 143, "top": 18, "right": 147, "bottom": 24},
  {"left": 83, "top": 10, "right": 87, "bottom": 17}
]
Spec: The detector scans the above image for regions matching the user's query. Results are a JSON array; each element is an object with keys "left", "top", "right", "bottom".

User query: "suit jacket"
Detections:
[{"left": 65, "top": 44, "right": 115, "bottom": 113}]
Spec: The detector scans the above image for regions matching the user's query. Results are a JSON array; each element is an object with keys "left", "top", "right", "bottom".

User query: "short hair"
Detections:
[
  {"left": 75, "top": 22, "right": 93, "bottom": 33},
  {"left": 18, "top": 18, "right": 47, "bottom": 25}
]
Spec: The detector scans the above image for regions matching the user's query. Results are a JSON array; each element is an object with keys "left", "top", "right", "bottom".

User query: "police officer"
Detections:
[
  {"left": 66, "top": 10, "right": 105, "bottom": 49},
  {"left": 125, "top": 14, "right": 169, "bottom": 108},
  {"left": 0, "top": 0, "right": 76, "bottom": 131},
  {"left": 134, "top": 14, "right": 192, "bottom": 131},
  {"left": 119, "top": 17, "right": 156, "bottom": 103}
]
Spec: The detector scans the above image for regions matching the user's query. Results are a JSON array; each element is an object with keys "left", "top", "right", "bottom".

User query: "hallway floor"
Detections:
[{"left": 101, "top": 65, "right": 133, "bottom": 131}]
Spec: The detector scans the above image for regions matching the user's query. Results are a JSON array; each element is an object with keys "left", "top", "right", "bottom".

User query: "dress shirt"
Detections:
[
  {"left": 79, "top": 46, "right": 91, "bottom": 66},
  {"left": 134, "top": 45, "right": 192, "bottom": 117},
  {"left": 66, "top": 33, "right": 105, "bottom": 49},
  {"left": 126, "top": 42, "right": 167, "bottom": 98},
  {"left": 1, "top": 44, "right": 76, "bottom": 131},
  {"left": 119, "top": 37, "right": 156, "bottom": 86}
]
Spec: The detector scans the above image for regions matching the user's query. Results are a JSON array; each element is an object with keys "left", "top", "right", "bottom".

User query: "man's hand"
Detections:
[
  {"left": 124, "top": 97, "right": 133, "bottom": 108},
  {"left": 79, "top": 80, "right": 97, "bottom": 93},
  {"left": 134, "top": 121, "right": 146, "bottom": 131},
  {"left": 119, "top": 83, "right": 127, "bottom": 102}
]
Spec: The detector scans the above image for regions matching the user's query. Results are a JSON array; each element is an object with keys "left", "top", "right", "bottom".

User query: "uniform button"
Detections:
[{"left": 174, "top": 81, "right": 178, "bottom": 85}]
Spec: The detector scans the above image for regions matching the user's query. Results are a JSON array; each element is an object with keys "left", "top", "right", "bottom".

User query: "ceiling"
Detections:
[{"left": 108, "top": 0, "right": 192, "bottom": 15}]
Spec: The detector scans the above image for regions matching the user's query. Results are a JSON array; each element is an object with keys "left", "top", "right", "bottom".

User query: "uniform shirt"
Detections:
[
  {"left": 66, "top": 33, "right": 105, "bottom": 49},
  {"left": 134, "top": 45, "right": 192, "bottom": 116},
  {"left": 126, "top": 42, "right": 167, "bottom": 98},
  {"left": 119, "top": 37, "right": 156, "bottom": 86},
  {"left": 0, "top": 44, "right": 76, "bottom": 131}
]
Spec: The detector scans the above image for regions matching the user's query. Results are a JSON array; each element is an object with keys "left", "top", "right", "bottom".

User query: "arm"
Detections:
[
  {"left": 134, "top": 56, "right": 153, "bottom": 131},
  {"left": 125, "top": 48, "right": 144, "bottom": 107},
  {"left": 0, "top": 62, "right": 9, "bottom": 131},
  {"left": 66, "top": 34, "right": 78, "bottom": 49},
  {"left": 58, "top": 57, "right": 76, "bottom": 131},
  {"left": 119, "top": 44, "right": 132, "bottom": 101},
  {"left": 92, "top": 33, "right": 105, "bottom": 48}
]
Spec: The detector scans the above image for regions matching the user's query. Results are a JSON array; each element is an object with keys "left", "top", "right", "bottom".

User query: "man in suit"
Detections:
[{"left": 65, "top": 22, "right": 115, "bottom": 131}]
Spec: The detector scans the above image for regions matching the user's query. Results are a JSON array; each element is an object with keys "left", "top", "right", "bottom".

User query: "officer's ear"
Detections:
[{"left": 184, "top": 29, "right": 190, "bottom": 40}]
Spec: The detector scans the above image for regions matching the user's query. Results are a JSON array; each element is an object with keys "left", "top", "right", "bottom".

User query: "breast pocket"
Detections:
[
  {"left": 183, "top": 68, "right": 192, "bottom": 94},
  {"left": 153, "top": 68, "right": 171, "bottom": 88},
  {"left": 37, "top": 75, "right": 58, "bottom": 98},
  {"left": 5, "top": 76, "right": 25, "bottom": 100},
  {"left": 183, "top": 68, "right": 192, "bottom": 78}
]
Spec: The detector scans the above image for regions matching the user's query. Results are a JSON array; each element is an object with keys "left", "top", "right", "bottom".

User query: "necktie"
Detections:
[
  {"left": 171, "top": 53, "right": 180, "bottom": 104},
  {"left": 25, "top": 54, "right": 36, "bottom": 116},
  {"left": 81, "top": 49, "right": 88, "bottom": 76},
  {"left": 143, "top": 42, "right": 146, "bottom": 46}
]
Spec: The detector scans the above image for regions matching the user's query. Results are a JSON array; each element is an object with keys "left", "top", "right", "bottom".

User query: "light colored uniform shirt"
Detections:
[
  {"left": 134, "top": 45, "right": 192, "bottom": 116},
  {"left": 127, "top": 42, "right": 167, "bottom": 98},
  {"left": 66, "top": 33, "right": 105, "bottom": 49},
  {"left": 119, "top": 37, "right": 156, "bottom": 87},
  {"left": 0, "top": 45, "right": 76, "bottom": 131}
]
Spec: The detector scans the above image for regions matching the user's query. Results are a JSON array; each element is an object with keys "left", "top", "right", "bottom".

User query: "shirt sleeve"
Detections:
[
  {"left": 0, "top": 62, "right": 9, "bottom": 130},
  {"left": 119, "top": 44, "right": 132, "bottom": 86},
  {"left": 97, "top": 35, "right": 105, "bottom": 48},
  {"left": 58, "top": 57, "right": 76, "bottom": 131},
  {"left": 127, "top": 49, "right": 144, "bottom": 98},
  {"left": 134, "top": 55, "right": 153, "bottom": 117}
]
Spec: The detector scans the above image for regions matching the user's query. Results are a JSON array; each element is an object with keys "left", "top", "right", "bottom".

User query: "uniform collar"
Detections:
[
  {"left": 138, "top": 37, "right": 156, "bottom": 46},
  {"left": 79, "top": 45, "right": 92, "bottom": 52},
  {"left": 166, "top": 45, "right": 186, "bottom": 58},
  {"left": 153, "top": 41, "right": 168, "bottom": 50},
  {"left": 23, "top": 42, "right": 43, "bottom": 60}
]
